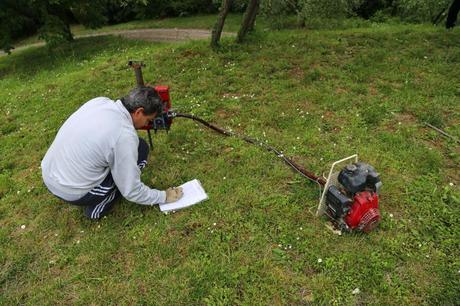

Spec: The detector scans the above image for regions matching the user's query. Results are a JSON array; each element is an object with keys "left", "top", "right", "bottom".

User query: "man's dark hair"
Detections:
[{"left": 121, "top": 86, "right": 163, "bottom": 115}]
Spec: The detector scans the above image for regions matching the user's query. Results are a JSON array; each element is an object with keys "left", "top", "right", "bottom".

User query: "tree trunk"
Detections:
[
  {"left": 446, "top": 0, "right": 460, "bottom": 29},
  {"left": 433, "top": 7, "right": 447, "bottom": 25},
  {"left": 63, "top": 22, "right": 74, "bottom": 41},
  {"left": 211, "top": 0, "right": 232, "bottom": 48},
  {"left": 236, "top": 0, "right": 259, "bottom": 43},
  {"left": 297, "top": 14, "right": 306, "bottom": 28},
  {"left": 247, "top": 1, "right": 259, "bottom": 32}
]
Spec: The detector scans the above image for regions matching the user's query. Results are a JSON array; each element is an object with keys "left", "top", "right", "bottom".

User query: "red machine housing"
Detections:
[
  {"left": 345, "top": 191, "right": 380, "bottom": 233},
  {"left": 154, "top": 85, "right": 172, "bottom": 110},
  {"left": 139, "top": 85, "right": 173, "bottom": 131},
  {"left": 136, "top": 85, "right": 174, "bottom": 149}
]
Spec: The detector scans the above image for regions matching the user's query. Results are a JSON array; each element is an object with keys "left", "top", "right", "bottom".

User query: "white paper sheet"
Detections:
[{"left": 159, "top": 179, "right": 208, "bottom": 212}]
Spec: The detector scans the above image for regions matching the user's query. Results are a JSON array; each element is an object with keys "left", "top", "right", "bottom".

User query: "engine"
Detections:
[
  {"left": 128, "top": 61, "right": 174, "bottom": 133},
  {"left": 325, "top": 162, "right": 382, "bottom": 233},
  {"left": 138, "top": 85, "right": 176, "bottom": 148},
  {"left": 140, "top": 85, "right": 174, "bottom": 132}
]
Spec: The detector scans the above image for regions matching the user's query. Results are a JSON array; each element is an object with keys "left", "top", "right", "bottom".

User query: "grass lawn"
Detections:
[{"left": 0, "top": 19, "right": 459, "bottom": 305}]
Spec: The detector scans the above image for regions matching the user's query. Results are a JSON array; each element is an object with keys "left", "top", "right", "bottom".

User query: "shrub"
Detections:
[
  {"left": 394, "top": 0, "right": 451, "bottom": 23},
  {"left": 260, "top": 0, "right": 297, "bottom": 29}
]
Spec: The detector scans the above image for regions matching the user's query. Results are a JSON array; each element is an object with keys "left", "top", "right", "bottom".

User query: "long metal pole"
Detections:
[{"left": 128, "top": 61, "right": 145, "bottom": 87}]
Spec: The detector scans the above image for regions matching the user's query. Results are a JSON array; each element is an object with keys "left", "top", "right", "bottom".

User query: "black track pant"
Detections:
[{"left": 68, "top": 137, "right": 149, "bottom": 220}]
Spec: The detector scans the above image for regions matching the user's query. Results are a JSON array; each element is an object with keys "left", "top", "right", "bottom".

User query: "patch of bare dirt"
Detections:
[{"left": 1, "top": 28, "right": 236, "bottom": 56}]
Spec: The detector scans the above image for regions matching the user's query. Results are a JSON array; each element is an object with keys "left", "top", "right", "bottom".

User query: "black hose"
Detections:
[{"left": 175, "top": 112, "right": 326, "bottom": 186}]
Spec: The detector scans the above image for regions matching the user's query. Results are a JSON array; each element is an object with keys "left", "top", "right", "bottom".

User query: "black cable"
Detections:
[{"left": 175, "top": 112, "right": 326, "bottom": 189}]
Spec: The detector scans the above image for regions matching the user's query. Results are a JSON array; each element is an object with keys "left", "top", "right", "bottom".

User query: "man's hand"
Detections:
[{"left": 165, "top": 187, "right": 183, "bottom": 203}]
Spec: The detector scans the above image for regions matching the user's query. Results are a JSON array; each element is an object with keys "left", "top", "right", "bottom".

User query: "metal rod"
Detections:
[
  {"left": 147, "top": 129, "right": 153, "bottom": 149},
  {"left": 424, "top": 122, "right": 460, "bottom": 144},
  {"left": 128, "top": 60, "right": 145, "bottom": 87}
]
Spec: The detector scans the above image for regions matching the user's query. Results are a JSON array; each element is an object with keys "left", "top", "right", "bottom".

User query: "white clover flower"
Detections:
[
  {"left": 317, "top": 258, "right": 322, "bottom": 263},
  {"left": 352, "top": 288, "right": 360, "bottom": 295},
  {"left": 20, "top": 225, "right": 26, "bottom": 229}
]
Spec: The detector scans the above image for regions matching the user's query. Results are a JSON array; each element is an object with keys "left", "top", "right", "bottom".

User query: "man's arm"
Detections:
[{"left": 110, "top": 133, "right": 166, "bottom": 205}]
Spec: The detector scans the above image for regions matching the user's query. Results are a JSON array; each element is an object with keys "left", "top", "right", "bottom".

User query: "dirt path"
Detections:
[{"left": 0, "top": 28, "right": 235, "bottom": 56}]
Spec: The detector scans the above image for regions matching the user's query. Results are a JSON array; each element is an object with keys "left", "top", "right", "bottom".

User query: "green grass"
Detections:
[{"left": 1, "top": 20, "right": 459, "bottom": 305}]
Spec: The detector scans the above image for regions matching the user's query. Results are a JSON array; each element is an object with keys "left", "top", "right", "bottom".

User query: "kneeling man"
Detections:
[{"left": 41, "top": 86, "right": 183, "bottom": 219}]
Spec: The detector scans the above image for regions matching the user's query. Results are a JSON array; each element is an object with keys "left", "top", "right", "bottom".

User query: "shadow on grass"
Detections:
[{"left": 0, "top": 36, "right": 148, "bottom": 81}]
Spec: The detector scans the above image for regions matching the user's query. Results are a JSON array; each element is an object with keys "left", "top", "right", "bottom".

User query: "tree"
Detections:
[
  {"left": 211, "top": 0, "right": 232, "bottom": 48},
  {"left": 236, "top": 0, "right": 259, "bottom": 43},
  {"left": 260, "top": 0, "right": 298, "bottom": 29},
  {"left": 0, "top": 0, "right": 108, "bottom": 54},
  {"left": 446, "top": 0, "right": 460, "bottom": 28},
  {"left": 0, "top": 0, "right": 39, "bottom": 53}
]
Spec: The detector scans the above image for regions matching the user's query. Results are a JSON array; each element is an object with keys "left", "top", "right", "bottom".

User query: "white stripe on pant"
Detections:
[{"left": 90, "top": 190, "right": 117, "bottom": 219}]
